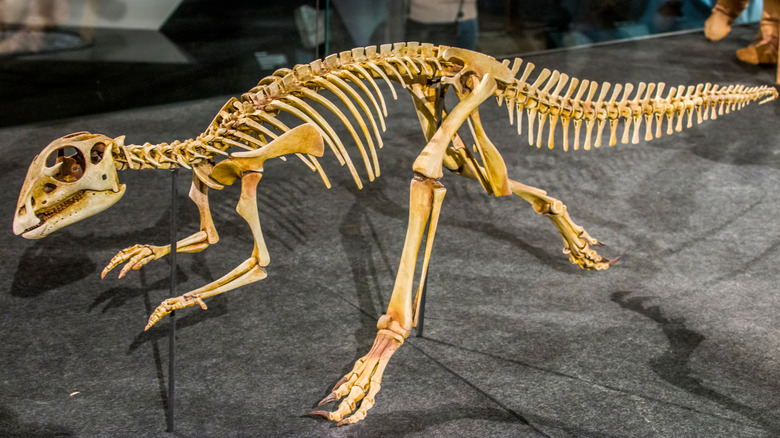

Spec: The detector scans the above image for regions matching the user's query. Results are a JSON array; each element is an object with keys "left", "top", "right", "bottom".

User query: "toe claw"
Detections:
[
  {"left": 331, "top": 376, "right": 348, "bottom": 392},
  {"left": 309, "top": 410, "right": 331, "bottom": 420},
  {"left": 594, "top": 240, "right": 606, "bottom": 247},
  {"left": 318, "top": 392, "right": 338, "bottom": 406},
  {"left": 608, "top": 256, "right": 620, "bottom": 266}
]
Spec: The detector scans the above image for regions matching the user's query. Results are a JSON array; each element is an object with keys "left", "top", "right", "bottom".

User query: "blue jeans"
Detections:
[{"left": 406, "top": 18, "right": 479, "bottom": 50}]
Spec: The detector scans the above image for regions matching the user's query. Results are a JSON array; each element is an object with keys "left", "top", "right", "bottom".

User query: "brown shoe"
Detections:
[
  {"left": 736, "top": 17, "right": 779, "bottom": 65},
  {"left": 736, "top": 39, "right": 778, "bottom": 64},
  {"left": 705, "top": 5, "right": 739, "bottom": 41}
]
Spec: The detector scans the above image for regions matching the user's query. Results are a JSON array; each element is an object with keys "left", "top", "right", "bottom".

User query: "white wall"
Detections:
[{"left": 1, "top": 0, "right": 184, "bottom": 30}]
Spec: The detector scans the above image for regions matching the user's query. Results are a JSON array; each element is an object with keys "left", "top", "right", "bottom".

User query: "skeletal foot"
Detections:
[
  {"left": 102, "top": 244, "right": 168, "bottom": 279},
  {"left": 145, "top": 294, "right": 208, "bottom": 330},
  {"left": 311, "top": 329, "right": 403, "bottom": 425},
  {"left": 561, "top": 227, "right": 618, "bottom": 270},
  {"left": 549, "top": 210, "right": 617, "bottom": 270}
]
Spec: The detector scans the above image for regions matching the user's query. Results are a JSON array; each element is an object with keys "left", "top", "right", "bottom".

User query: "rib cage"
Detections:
[{"left": 113, "top": 42, "right": 778, "bottom": 188}]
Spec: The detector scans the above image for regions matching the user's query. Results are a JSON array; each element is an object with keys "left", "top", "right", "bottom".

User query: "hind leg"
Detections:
[
  {"left": 312, "top": 176, "right": 446, "bottom": 425},
  {"left": 312, "top": 74, "right": 502, "bottom": 425},
  {"left": 444, "top": 136, "right": 615, "bottom": 270},
  {"left": 507, "top": 178, "right": 615, "bottom": 270}
]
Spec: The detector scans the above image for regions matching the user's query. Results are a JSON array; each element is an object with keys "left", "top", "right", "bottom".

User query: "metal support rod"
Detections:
[
  {"left": 166, "top": 168, "right": 178, "bottom": 433},
  {"left": 416, "top": 84, "right": 446, "bottom": 339},
  {"left": 325, "top": 0, "right": 330, "bottom": 56},
  {"left": 315, "top": 0, "right": 320, "bottom": 60},
  {"left": 416, "top": 278, "right": 428, "bottom": 338}
]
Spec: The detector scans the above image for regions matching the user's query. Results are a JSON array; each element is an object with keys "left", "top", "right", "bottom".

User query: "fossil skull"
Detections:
[{"left": 13, "top": 132, "right": 126, "bottom": 239}]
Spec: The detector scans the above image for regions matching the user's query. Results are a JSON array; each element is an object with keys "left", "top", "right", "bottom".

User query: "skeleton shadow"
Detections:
[
  {"left": 343, "top": 176, "right": 576, "bottom": 277},
  {"left": 88, "top": 266, "right": 188, "bottom": 313},
  {"left": 611, "top": 291, "right": 779, "bottom": 434},
  {"left": 9, "top": 197, "right": 201, "bottom": 298},
  {"left": 10, "top": 243, "right": 97, "bottom": 298},
  {"left": 687, "top": 102, "right": 780, "bottom": 171},
  {"left": 0, "top": 404, "right": 73, "bottom": 437},
  {"left": 320, "top": 192, "right": 395, "bottom": 389},
  {"left": 124, "top": 269, "right": 230, "bottom": 427},
  {"left": 311, "top": 404, "right": 523, "bottom": 436}
]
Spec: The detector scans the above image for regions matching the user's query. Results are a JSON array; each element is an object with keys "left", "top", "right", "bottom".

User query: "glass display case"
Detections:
[
  {"left": 0, "top": 0, "right": 766, "bottom": 126},
  {"left": 2, "top": 1, "right": 779, "bottom": 437}
]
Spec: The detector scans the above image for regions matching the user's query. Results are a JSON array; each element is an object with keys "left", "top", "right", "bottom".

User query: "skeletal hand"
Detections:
[
  {"left": 102, "top": 244, "right": 168, "bottom": 279},
  {"left": 310, "top": 330, "right": 402, "bottom": 425},
  {"left": 145, "top": 294, "right": 208, "bottom": 330}
]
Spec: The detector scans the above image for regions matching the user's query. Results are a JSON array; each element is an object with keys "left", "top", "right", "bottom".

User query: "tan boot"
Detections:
[
  {"left": 705, "top": 1, "right": 749, "bottom": 41},
  {"left": 736, "top": 17, "right": 779, "bottom": 65}
]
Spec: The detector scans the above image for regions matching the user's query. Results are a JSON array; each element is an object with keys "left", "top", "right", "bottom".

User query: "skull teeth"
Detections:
[{"left": 25, "top": 191, "right": 87, "bottom": 232}]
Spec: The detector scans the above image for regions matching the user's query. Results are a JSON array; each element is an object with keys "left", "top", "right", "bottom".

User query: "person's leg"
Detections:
[
  {"left": 704, "top": 0, "right": 749, "bottom": 41},
  {"left": 456, "top": 18, "right": 478, "bottom": 50},
  {"left": 406, "top": 19, "right": 458, "bottom": 46},
  {"left": 736, "top": 1, "right": 780, "bottom": 65}
]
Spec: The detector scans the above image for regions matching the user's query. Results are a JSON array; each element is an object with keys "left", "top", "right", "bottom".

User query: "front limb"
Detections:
[
  {"left": 144, "top": 124, "right": 324, "bottom": 329},
  {"left": 102, "top": 173, "right": 219, "bottom": 279},
  {"left": 145, "top": 171, "right": 268, "bottom": 329}
]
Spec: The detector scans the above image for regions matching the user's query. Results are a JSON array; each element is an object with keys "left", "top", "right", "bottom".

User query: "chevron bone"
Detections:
[{"left": 502, "top": 64, "right": 777, "bottom": 152}]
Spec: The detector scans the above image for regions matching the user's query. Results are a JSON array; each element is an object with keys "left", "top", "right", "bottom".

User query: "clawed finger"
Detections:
[
  {"left": 118, "top": 254, "right": 144, "bottom": 278},
  {"left": 317, "top": 392, "right": 338, "bottom": 407},
  {"left": 145, "top": 308, "right": 170, "bottom": 331},
  {"left": 331, "top": 375, "right": 349, "bottom": 392},
  {"left": 102, "top": 245, "right": 155, "bottom": 279},
  {"left": 144, "top": 295, "right": 210, "bottom": 330},
  {"left": 102, "top": 251, "right": 131, "bottom": 279},
  {"left": 329, "top": 385, "right": 367, "bottom": 421}
]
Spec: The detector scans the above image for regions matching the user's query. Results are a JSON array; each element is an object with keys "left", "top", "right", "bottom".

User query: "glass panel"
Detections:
[{"left": 0, "top": 0, "right": 765, "bottom": 127}]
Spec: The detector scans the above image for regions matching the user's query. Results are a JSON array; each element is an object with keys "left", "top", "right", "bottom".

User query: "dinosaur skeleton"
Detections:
[{"left": 13, "top": 42, "right": 777, "bottom": 426}]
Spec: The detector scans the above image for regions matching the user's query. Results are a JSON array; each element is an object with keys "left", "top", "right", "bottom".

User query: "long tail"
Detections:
[{"left": 501, "top": 60, "right": 778, "bottom": 151}]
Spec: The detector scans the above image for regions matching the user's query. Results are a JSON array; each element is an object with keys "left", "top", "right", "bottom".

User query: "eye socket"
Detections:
[
  {"left": 46, "top": 146, "right": 86, "bottom": 183},
  {"left": 91, "top": 142, "right": 106, "bottom": 164}
]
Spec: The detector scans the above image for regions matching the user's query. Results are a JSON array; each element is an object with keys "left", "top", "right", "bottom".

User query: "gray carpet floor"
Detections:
[{"left": 2, "top": 27, "right": 780, "bottom": 437}]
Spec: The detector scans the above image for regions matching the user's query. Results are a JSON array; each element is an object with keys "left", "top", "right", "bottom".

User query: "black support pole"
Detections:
[
  {"left": 167, "top": 168, "right": 178, "bottom": 433},
  {"left": 416, "top": 279, "right": 428, "bottom": 338}
]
